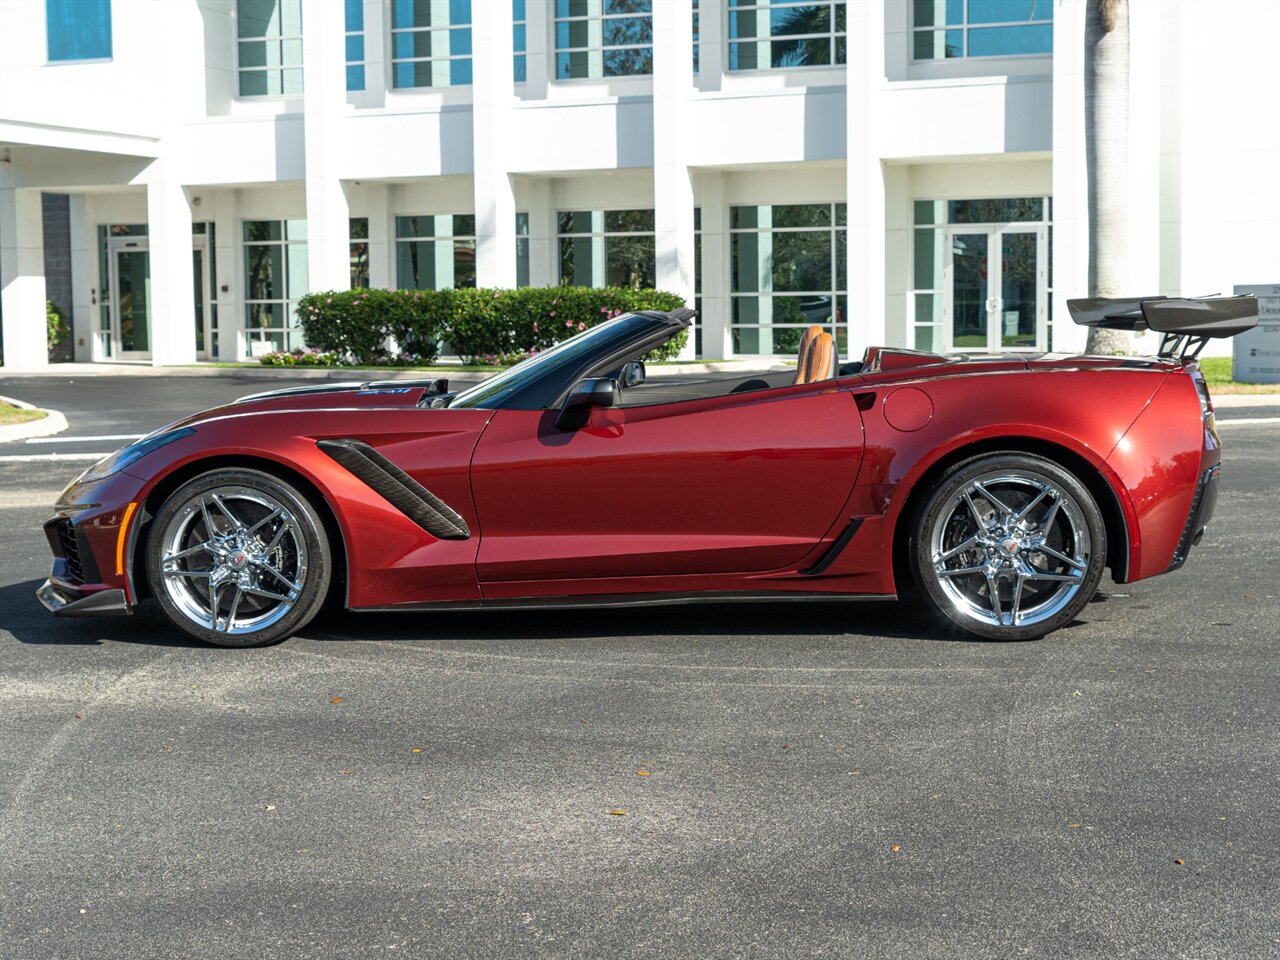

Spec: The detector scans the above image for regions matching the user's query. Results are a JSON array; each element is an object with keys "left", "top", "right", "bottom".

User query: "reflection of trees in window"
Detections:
[
  {"left": 557, "top": 209, "right": 656, "bottom": 290},
  {"left": 729, "top": 1, "right": 845, "bottom": 70}
]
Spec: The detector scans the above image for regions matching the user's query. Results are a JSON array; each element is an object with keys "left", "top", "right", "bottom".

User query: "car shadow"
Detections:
[
  {"left": 0, "top": 579, "right": 207, "bottom": 648},
  {"left": 1, "top": 577, "right": 1058, "bottom": 648}
]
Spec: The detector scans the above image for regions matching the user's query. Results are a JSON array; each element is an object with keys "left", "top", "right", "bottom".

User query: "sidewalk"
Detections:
[{"left": 0, "top": 359, "right": 791, "bottom": 380}]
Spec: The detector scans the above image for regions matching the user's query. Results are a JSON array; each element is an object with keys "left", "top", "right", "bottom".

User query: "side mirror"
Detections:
[
  {"left": 555, "top": 377, "right": 617, "bottom": 431},
  {"left": 620, "top": 360, "right": 646, "bottom": 387}
]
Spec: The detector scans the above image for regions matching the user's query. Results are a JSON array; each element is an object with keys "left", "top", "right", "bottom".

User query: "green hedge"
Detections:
[{"left": 295, "top": 286, "right": 687, "bottom": 366}]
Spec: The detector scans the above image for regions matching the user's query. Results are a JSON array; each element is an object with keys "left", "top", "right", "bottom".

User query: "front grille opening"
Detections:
[{"left": 57, "top": 520, "right": 86, "bottom": 583}]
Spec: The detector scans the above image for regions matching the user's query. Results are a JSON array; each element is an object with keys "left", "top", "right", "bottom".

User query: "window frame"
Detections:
[
  {"left": 728, "top": 202, "right": 848, "bottom": 358},
  {"left": 553, "top": 0, "right": 655, "bottom": 82},
  {"left": 394, "top": 214, "right": 478, "bottom": 290},
  {"left": 556, "top": 209, "right": 657, "bottom": 290},
  {"left": 235, "top": 0, "right": 305, "bottom": 99},
  {"left": 242, "top": 219, "right": 309, "bottom": 356},
  {"left": 909, "top": 0, "right": 1054, "bottom": 64},
  {"left": 389, "top": 0, "right": 475, "bottom": 90},
  {"left": 725, "top": 0, "right": 848, "bottom": 74}
]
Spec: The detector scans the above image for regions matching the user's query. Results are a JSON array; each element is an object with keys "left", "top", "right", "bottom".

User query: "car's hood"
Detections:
[{"left": 158, "top": 378, "right": 451, "bottom": 433}]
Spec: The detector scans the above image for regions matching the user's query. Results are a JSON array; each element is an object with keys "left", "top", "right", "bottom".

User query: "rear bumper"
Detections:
[{"left": 1167, "top": 462, "right": 1220, "bottom": 572}]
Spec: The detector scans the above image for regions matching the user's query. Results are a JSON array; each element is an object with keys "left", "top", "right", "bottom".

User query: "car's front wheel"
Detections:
[
  {"left": 145, "top": 468, "right": 332, "bottom": 647},
  {"left": 910, "top": 453, "right": 1107, "bottom": 640}
]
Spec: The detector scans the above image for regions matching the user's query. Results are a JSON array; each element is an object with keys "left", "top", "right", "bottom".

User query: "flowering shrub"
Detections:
[
  {"left": 293, "top": 286, "right": 688, "bottom": 366},
  {"left": 258, "top": 349, "right": 344, "bottom": 366}
]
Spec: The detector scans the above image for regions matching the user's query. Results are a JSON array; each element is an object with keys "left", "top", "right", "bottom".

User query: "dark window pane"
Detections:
[
  {"left": 605, "top": 0, "right": 651, "bottom": 13},
  {"left": 967, "top": 0, "right": 1050, "bottom": 25},
  {"left": 514, "top": 53, "right": 526, "bottom": 81},
  {"left": 244, "top": 220, "right": 282, "bottom": 242},
  {"left": 769, "top": 231, "right": 833, "bottom": 292},
  {"left": 602, "top": 15, "right": 652, "bottom": 46},
  {"left": 559, "top": 211, "right": 595, "bottom": 234},
  {"left": 346, "top": 34, "right": 363, "bottom": 60},
  {"left": 239, "top": 39, "right": 271, "bottom": 68},
  {"left": 967, "top": 23, "right": 1052, "bottom": 56},
  {"left": 237, "top": 0, "right": 279, "bottom": 39},
  {"left": 556, "top": 51, "right": 589, "bottom": 79},
  {"left": 604, "top": 209, "right": 655, "bottom": 232},
  {"left": 948, "top": 197, "right": 1043, "bottom": 223},
  {"left": 453, "top": 215, "right": 477, "bottom": 236},
  {"left": 346, "top": 64, "right": 365, "bottom": 90},
  {"left": 913, "top": 199, "right": 943, "bottom": 225},
  {"left": 605, "top": 235, "right": 655, "bottom": 288},
  {"left": 349, "top": 218, "right": 369, "bottom": 240},
  {"left": 345, "top": 0, "right": 364, "bottom": 30},
  {"left": 603, "top": 46, "right": 652, "bottom": 76},
  {"left": 245, "top": 245, "right": 285, "bottom": 301},
  {"left": 773, "top": 204, "right": 832, "bottom": 229},
  {"left": 913, "top": 28, "right": 962, "bottom": 59},
  {"left": 556, "top": 0, "right": 591, "bottom": 17},
  {"left": 913, "top": 0, "right": 964, "bottom": 29}
]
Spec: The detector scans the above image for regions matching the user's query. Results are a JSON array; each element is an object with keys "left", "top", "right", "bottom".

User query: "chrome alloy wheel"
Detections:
[
  {"left": 928, "top": 470, "right": 1091, "bottom": 630},
  {"left": 159, "top": 486, "right": 308, "bottom": 636}
]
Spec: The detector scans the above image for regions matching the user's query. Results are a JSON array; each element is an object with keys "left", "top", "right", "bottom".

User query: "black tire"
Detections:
[
  {"left": 145, "top": 468, "right": 332, "bottom": 647},
  {"left": 909, "top": 453, "right": 1107, "bottom": 641}
]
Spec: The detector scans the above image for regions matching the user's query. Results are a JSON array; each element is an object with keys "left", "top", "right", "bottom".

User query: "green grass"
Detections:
[
  {"left": 0, "top": 401, "right": 47, "bottom": 426},
  {"left": 1197, "top": 356, "right": 1279, "bottom": 393}
]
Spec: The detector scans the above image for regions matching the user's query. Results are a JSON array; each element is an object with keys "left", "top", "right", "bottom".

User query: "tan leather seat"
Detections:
[
  {"left": 793, "top": 325, "right": 825, "bottom": 384},
  {"left": 794, "top": 329, "right": 836, "bottom": 385}
]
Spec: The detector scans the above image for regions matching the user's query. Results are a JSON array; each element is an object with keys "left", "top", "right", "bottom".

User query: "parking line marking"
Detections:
[
  {"left": 0, "top": 453, "right": 111, "bottom": 463},
  {"left": 1217, "top": 417, "right": 1280, "bottom": 426},
  {"left": 25, "top": 434, "right": 141, "bottom": 444}
]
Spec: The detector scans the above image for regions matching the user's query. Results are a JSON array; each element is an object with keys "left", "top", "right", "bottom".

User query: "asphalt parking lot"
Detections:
[{"left": 1, "top": 375, "right": 1278, "bottom": 959}]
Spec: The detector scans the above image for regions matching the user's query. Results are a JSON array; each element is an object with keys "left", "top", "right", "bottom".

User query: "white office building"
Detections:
[{"left": 1, "top": 0, "right": 1277, "bottom": 367}]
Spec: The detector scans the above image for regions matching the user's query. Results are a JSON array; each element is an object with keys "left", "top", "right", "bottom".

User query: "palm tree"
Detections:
[{"left": 1084, "top": 0, "right": 1132, "bottom": 355}]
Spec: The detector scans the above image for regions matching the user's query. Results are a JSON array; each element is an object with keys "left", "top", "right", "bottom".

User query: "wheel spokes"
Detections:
[
  {"left": 973, "top": 481, "right": 1015, "bottom": 518},
  {"left": 164, "top": 541, "right": 212, "bottom": 562},
  {"left": 1008, "top": 574, "right": 1026, "bottom": 626},
  {"left": 1014, "top": 485, "right": 1052, "bottom": 525},
  {"left": 209, "top": 493, "right": 242, "bottom": 529},
  {"left": 936, "top": 534, "right": 981, "bottom": 564},
  {"left": 1033, "top": 542, "right": 1086, "bottom": 571}
]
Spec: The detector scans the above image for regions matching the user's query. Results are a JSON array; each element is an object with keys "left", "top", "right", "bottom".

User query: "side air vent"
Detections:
[{"left": 317, "top": 439, "right": 471, "bottom": 540}]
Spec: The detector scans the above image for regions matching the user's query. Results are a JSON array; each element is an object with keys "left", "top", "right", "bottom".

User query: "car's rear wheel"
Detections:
[
  {"left": 910, "top": 453, "right": 1107, "bottom": 640},
  {"left": 145, "top": 468, "right": 331, "bottom": 647}
]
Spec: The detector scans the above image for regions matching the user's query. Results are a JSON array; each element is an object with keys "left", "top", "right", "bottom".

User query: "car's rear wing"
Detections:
[{"left": 1066, "top": 294, "right": 1259, "bottom": 360}]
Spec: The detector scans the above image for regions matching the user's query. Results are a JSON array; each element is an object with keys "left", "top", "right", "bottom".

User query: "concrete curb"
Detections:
[
  {"left": 1213, "top": 393, "right": 1280, "bottom": 408},
  {"left": 0, "top": 359, "right": 793, "bottom": 380},
  {"left": 0, "top": 395, "right": 69, "bottom": 444}
]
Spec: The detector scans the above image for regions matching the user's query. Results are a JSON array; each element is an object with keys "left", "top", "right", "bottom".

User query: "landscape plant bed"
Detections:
[{"left": 1198, "top": 357, "right": 1280, "bottom": 394}]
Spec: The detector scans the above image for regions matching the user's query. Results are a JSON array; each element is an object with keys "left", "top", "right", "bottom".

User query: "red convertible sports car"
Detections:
[{"left": 38, "top": 295, "right": 1257, "bottom": 647}]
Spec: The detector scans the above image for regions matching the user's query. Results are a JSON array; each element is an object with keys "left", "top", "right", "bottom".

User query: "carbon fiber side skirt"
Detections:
[{"left": 317, "top": 438, "right": 471, "bottom": 540}]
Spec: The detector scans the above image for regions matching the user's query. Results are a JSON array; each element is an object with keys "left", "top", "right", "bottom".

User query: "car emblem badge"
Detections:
[{"left": 1000, "top": 537, "right": 1019, "bottom": 557}]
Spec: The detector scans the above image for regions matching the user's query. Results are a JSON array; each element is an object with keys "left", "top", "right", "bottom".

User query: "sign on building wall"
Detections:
[{"left": 1233, "top": 284, "right": 1280, "bottom": 384}]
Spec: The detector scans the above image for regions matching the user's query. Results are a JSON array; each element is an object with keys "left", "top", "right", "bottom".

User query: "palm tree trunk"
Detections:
[{"left": 1084, "top": 0, "right": 1132, "bottom": 355}]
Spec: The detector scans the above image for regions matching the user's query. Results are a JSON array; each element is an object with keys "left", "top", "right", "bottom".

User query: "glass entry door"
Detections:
[
  {"left": 109, "top": 237, "right": 151, "bottom": 360},
  {"left": 945, "top": 226, "right": 1046, "bottom": 353},
  {"left": 192, "top": 238, "right": 212, "bottom": 360}
]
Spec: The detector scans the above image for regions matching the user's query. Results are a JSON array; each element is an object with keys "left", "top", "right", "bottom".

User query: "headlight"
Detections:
[{"left": 74, "top": 427, "right": 196, "bottom": 483}]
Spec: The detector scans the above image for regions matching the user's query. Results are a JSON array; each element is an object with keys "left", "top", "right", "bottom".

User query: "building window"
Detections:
[
  {"left": 346, "top": 0, "right": 365, "bottom": 91},
  {"left": 911, "top": 197, "right": 1050, "bottom": 353},
  {"left": 237, "top": 0, "right": 303, "bottom": 96},
  {"left": 46, "top": 0, "right": 112, "bottom": 62},
  {"left": 730, "top": 203, "right": 846, "bottom": 357},
  {"left": 516, "top": 212, "right": 530, "bottom": 287},
  {"left": 391, "top": 0, "right": 473, "bottom": 89},
  {"left": 728, "top": 1, "right": 845, "bottom": 71},
  {"left": 396, "top": 215, "right": 476, "bottom": 289},
  {"left": 513, "top": 0, "right": 527, "bottom": 82},
  {"left": 350, "top": 218, "right": 370, "bottom": 289},
  {"left": 912, "top": 0, "right": 1053, "bottom": 60},
  {"left": 558, "top": 210, "right": 655, "bottom": 288},
  {"left": 555, "top": 0, "right": 653, "bottom": 80},
  {"left": 244, "top": 220, "right": 308, "bottom": 355}
]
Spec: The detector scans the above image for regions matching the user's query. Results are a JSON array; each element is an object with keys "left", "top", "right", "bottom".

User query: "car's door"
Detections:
[{"left": 468, "top": 384, "right": 865, "bottom": 586}]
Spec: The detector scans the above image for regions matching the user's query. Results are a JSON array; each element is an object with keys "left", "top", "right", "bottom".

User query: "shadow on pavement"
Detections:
[{"left": 2, "top": 576, "right": 1047, "bottom": 648}]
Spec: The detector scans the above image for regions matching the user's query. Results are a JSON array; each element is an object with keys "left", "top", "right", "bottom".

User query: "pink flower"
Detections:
[
  {"left": 532, "top": 322, "right": 539, "bottom": 332},
  {"left": 549, "top": 310, "right": 556, "bottom": 317},
  {"left": 326, "top": 297, "right": 333, "bottom": 304},
  {"left": 577, "top": 322, "right": 585, "bottom": 331},
  {"left": 600, "top": 307, "right": 608, "bottom": 313},
  {"left": 565, "top": 320, "right": 572, "bottom": 328}
]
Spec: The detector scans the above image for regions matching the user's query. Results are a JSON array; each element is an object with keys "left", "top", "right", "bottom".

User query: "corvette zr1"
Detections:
[{"left": 37, "top": 296, "right": 1257, "bottom": 646}]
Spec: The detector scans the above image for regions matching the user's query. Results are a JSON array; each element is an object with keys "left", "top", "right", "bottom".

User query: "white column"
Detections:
[
  {"left": 696, "top": 171, "right": 729, "bottom": 359},
  {"left": 1051, "top": 0, "right": 1088, "bottom": 354},
  {"left": 526, "top": 178, "right": 555, "bottom": 286},
  {"left": 367, "top": 181, "right": 392, "bottom": 289},
  {"left": 472, "top": 0, "right": 518, "bottom": 289},
  {"left": 68, "top": 195, "right": 92, "bottom": 362},
  {"left": 0, "top": 168, "right": 49, "bottom": 369},
  {"left": 362, "top": 0, "right": 387, "bottom": 107},
  {"left": 696, "top": 0, "right": 723, "bottom": 92},
  {"left": 653, "top": 0, "right": 697, "bottom": 359},
  {"left": 146, "top": 171, "right": 197, "bottom": 366},
  {"left": 523, "top": 0, "right": 550, "bottom": 100},
  {"left": 212, "top": 189, "right": 240, "bottom": 361},
  {"left": 303, "top": 0, "right": 352, "bottom": 295},
  {"left": 845, "top": 0, "right": 886, "bottom": 358}
]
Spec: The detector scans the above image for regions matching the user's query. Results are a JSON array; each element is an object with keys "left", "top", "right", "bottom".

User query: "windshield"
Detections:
[{"left": 448, "top": 315, "right": 637, "bottom": 409}]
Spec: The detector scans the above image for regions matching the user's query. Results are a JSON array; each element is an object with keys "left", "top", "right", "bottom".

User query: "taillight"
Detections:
[{"left": 1194, "top": 376, "right": 1214, "bottom": 419}]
